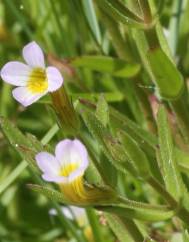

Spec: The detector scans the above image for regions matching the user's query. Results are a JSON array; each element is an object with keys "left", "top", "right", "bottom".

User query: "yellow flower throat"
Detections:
[
  {"left": 59, "top": 163, "right": 85, "bottom": 203},
  {"left": 60, "top": 163, "right": 79, "bottom": 177},
  {"left": 27, "top": 68, "right": 48, "bottom": 93},
  {"left": 59, "top": 163, "right": 114, "bottom": 205}
]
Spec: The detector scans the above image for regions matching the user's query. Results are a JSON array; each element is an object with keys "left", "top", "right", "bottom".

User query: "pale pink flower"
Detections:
[
  {"left": 35, "top": 139, "right": 89, "bottom": 184},
  {"left": 0, "top": 41, "right": 63, "bottom": 106}
]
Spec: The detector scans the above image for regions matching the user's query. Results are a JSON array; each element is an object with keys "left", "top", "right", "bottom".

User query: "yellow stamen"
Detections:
[
  {"left": 27, "top": 68, "right": 48, "bottom": 93},
  {"left": 60, "top": 163, "right": 79, "bottom": 177}
]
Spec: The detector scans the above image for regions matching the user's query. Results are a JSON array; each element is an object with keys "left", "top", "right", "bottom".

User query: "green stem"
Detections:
[
  {"left": 86, "top": 208, "right": 104, "bottom": 242},
  {"left": 147, "top": 176, "right": 177, "bottom": 207},
  {"left": 105, "top": 214, "right": 136, "bottom": 242},
  {"left": 141, "top": 2, "right": 189, "bottom": 145},
  {"left": 0, "top": 161, "right": 27, "bottom": 195},
  {"left": 145, "top": 27, "right": 159, "bottom": 49},
  {"left": 117, "top": 194, "right": 169, "bottom": 211},
  {"left": 147, "top": 176, "right": 189, "bottom": 226}
]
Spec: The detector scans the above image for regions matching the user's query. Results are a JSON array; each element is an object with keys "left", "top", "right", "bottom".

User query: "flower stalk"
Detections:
[{"left": 51, "top": 86, "right": 80, "bottom": 136}]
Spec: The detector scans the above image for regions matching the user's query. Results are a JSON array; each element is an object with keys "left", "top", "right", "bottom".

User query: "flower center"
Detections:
[
  {"left": 27, "top": 68, "right": 48, "bottom": 93},
  {"left": 60, "top": 163, "right": 79, "bottom": 177}
]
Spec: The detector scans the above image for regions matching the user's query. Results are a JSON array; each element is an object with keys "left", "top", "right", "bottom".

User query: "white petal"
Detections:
[
  {"left": 12, "top": 86, "right": 46, "bottom": 107},
  {"left": 69, "top": 206, "right": 86, "bottom": 220},
  {"left": 55, "top": 139, "right": 89, "bottom": 169},
  {"left": 0, "top": 61, "right": 31, "bottom": 86},
  {"left": 22, "top": 41, "right": 45, "bottom": 68},
  {"left": 35, "top": 152, "right": 60, "bottom": 174},
  {"left": 42, "top": 174, "right": 67, "bottom": 183},
  {"left": 68, "top": 167, "right": 86, "bottom": 182},
  {"left": 46, "top": 66, "right": 64, "bottom": 92}
]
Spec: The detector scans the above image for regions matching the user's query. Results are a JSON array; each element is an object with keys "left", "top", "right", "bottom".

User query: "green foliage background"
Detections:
[{"left": 1, "top": 0, "right": 189, "bottom": 242}]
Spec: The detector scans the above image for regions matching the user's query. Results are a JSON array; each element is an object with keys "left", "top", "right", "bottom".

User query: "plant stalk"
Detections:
[
  {"left": 147, "top": 176, "right": 189, "bottom": 225},
  {"left": 138, "top": 0, "right": 189, "bottom": 145}
]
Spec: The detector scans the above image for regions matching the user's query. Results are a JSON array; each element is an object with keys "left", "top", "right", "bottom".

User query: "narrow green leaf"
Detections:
[
  {"left": 0, "top": 117, "right": 35, "bottom": 151},
  {"left": 79, "top": 98, "right": 158, "bottom": 150},
  {"left": 131, "top": 28, "right": 155, "bottom": 81},
  {"left": 96, "top": 0, "right": 146, "bottom": 29},
  {"left": 0, "top": 117, "right": 40, "bottom": 171},
  {"left": 78, "top": 98, "right": 163, "bottom": 179},
  {"left": 95, "top": 94, "right": 109, "bottom": 127},
  {"left": 105, "top": 214, "right": 135, "bottom": 242},
  {"left": 73, "top": 92, "right": 124, "bottom": 102},
  {"left": 148, "top": 0, "right": 173, "bottom": 59},
  {"left": 99, "top": 205, "right": 174, "bottom": 222},
  {"left": 85, "top": 159, "right": 104, "bottom": 185},
  {"left": 104, "top": 0, "right": 143, "bottom": 23},
  {"left": 81, "top": 0, "right": 102, "bottom": 45},
  {"left": 28, "top": 184, "right": 69, "bottom": 203},
  {"left": 157, "top": 106, "right": 182, "bottom": 200},
  {"left": 168, "top": 0, "right": 183, "bottom": 56},
  {"left": 81, "top": 132, "right": 116, "bottom": 186},
  {"left": 147, "top": 47, "right": 184, "bottom": 99},
  {"left": 118, "top": 130, "right": 151, "bottom": 178},
  {"left": 40, "top": 92, "right": 124, "bottom": 104},
  {"left": 81, "top": 110, "right": 138, "bottom": 176},
  {"left": 110, "top": 107, "right": 157, "bottom": 154},
  {"left": 175, "top": 148, "right": 189, "bottom": 175},
  {"left": 108, "top": 215, "right": 144, "bottom": 242},
  {"left": 99, "top": 153, "right": 118, "bottom": 187},
  {"left": 71, "top": 55, "right": 141, "bottom": 78}
]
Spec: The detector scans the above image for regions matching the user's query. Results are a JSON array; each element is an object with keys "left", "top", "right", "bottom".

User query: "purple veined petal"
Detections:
[
  {"left": 12, "top": 86, "right": 47, "bottom": 107},
  {"left": 0, "top": 61, "right": 32, "bottom": 86},
  {"left": 35, "top": 152, "right": 60, "bottom": 175},
  {"left": 55, "top": 139, "right": 89, "bottom": 169},
  {"left": 42, "top": 173, "right": 68, "bottom": 183},
  {"left": 22, "top": 41, "right": 45, "bottom": 68},
  {"left": 46, "top": 66, "right": 64, "bottom": 92}
]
